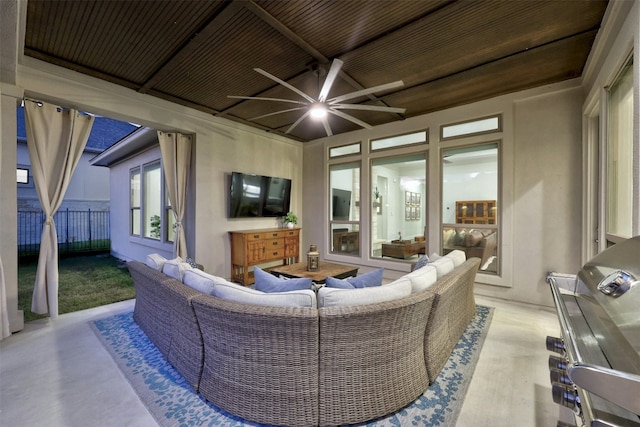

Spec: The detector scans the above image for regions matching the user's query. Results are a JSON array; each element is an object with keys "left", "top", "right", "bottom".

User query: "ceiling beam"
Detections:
[{"left": 138, "top": 1, "right": 244, "bottom": 94}]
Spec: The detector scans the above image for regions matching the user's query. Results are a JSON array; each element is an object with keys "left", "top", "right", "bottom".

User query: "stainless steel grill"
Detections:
[{"left": 547, "top": 236, "right": 640, "bottom": 427}]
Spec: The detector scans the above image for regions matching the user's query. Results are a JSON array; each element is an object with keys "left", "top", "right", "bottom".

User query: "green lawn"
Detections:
[{"left": 18, "top": 254, "right": 135, "bottom": 322}]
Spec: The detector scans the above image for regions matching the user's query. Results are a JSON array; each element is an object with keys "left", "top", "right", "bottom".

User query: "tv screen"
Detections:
[
  {"left": 332, "top": 188, "right": 351, "bottom": 220},
  {"left": 262, "top": 176, "right": 292, "bottom": 217},
  {"left": 229, "top": 172, "right": 291, "bottom": 218}
]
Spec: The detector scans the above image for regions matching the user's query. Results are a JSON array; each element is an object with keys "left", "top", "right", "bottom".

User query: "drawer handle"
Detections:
[
  {"left": 272, "top": 241, "right": 278, "bottom": 246},
  {"left": 253, "top": 234, "right": 260, "bottom": 238}
]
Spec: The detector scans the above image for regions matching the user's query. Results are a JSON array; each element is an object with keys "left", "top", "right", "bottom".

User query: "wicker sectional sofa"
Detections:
[{"left": 127, "top": 254, "right": 480, "bottom": 427}]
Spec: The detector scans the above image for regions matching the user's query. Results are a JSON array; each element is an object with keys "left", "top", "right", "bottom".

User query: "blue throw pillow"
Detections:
[
  {"left": 325, "top": 268, "right": 384, "bottom": 289},
  {"left": 325, "top": 276, "right": 354, "bottom": 289},
  {"left": 412, "top": 255, "right": 430, "bottom": 272},
  {"left": 254, "top": 267, "right": 313, "bottom": 293}
]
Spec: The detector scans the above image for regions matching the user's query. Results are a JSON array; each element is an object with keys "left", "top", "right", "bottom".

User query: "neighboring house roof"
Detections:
[
  {"left": 90, "top": 126, "right": 158, "bottom": 167},
  {"left": 16, "top": 106, "right": 139, "bottom": 153}
]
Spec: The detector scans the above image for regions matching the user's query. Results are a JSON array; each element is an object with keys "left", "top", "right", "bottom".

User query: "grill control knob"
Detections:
[
  {"left": 550, "top": 369, "right": 572, "bottom": 386},
  {"left": 546, "top": 336, "right": 566, "bottom": 354},
  {"left": 552, "top": 384, "right": 581, "bottom": 414},
  {"left": 549, "top": 355, "right": 568, "bottom": 371}
]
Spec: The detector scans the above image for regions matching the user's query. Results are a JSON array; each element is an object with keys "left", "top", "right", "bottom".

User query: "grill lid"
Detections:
[{"left": 577, "top": 236, "right": 640, "bottom": 356}]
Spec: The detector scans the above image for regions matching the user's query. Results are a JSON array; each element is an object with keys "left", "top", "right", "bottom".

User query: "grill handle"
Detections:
[{"left": 569, "top": 364, "right": 640, "bottom": 416}]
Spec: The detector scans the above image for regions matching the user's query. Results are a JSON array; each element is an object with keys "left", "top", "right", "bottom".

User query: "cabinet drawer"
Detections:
[
  {"left": 246, "top": 232, "right": 265, "bottom": 241},
  {"left": 265, "top": 230, "right": 283, "bottom": 239},
  {"left": 264, "top": 247, "right": 284, "bottom": 260},
  {"left": 265, "top": 238, "right": 284, "bottom": 249}
]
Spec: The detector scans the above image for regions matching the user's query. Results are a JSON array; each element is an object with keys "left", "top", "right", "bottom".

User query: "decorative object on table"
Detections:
[
  {"left": 307, "top": 244, "right": 320, "bottom": 271},
  {"left": 283, "top": 211, "right": 298, "bottom": 229}
]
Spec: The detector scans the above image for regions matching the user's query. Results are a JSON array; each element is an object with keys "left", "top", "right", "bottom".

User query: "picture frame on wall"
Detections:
[
  {"left": 405, "top": 205, "right": 411, "bottom": 220},
  {"left": 405, "top": 191, "right": 411, "bottom": 204}
]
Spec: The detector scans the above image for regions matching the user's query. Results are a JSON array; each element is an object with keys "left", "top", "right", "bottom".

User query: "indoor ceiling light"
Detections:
[{"left": 309, "top": 102, "right": 328, "bottom": 119}]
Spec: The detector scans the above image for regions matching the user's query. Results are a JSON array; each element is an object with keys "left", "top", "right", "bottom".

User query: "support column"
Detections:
[{"left": 1, "top": 84, "right": 25, "bottom": 333}]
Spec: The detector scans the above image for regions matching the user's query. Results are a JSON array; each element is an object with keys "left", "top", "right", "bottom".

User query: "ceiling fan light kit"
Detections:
[{"left": 229, "top": 58, "right": 406, "bottom": 137}]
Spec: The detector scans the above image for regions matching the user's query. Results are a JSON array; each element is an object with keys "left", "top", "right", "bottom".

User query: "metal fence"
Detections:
[{"left": 18, "top": 209, "right": 110, "bottom": 258}]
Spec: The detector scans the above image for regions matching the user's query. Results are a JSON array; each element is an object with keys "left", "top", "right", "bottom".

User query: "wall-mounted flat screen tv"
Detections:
[{"left": 229, "top": 172, "right": 292, "bottom": 218}]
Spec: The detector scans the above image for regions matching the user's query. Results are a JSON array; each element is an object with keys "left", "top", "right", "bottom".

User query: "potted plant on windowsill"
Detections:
[{"left": 283, "top": 212, "right": 298, "bottom": 229}]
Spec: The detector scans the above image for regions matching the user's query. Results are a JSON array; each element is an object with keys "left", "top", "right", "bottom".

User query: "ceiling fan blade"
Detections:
[
  {"left": 249, "top": 107, "right": 307, "bottom": 121},
  {"left": 328, "top": 109, "right": 373, "bottom": 129},
  {"left": 228, "top": 95, "right": 307, "bottom": 105},
  {"left": 285, "top": 110, "right": 312, "bottom": 134},
  {"left": 318, "top": 59, "right": 343, "bottom": 103},
  {"left": 331, "top": 103, "right": 406, "bottom": 114},
  {"left": 321, "top": 117, "right": 333, "bottom": 137},
  {"left": 254, "top": 68, "right": 316, "bottom": 103},
  {"left": 328, "top": 80, "right": 404, "bottom": 104}
]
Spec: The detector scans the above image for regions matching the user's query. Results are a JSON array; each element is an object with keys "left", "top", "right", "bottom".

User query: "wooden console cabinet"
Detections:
[
  {"left": 229, "top": 228, "right": 300, "bottom": 285},
  {"left": 456, "top": 200, "right": 496, "bottom": 224}
]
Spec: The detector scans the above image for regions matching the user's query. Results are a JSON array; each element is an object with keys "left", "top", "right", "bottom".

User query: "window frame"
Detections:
[
  {"left": 440, "top": 141, "right": 501, "bottom": 276},
  {"left": 129, "top": 159, "right": 173, "bottom": 245},
  {"left": 440, "top": 114, "right": 502, "bottom": 141}
]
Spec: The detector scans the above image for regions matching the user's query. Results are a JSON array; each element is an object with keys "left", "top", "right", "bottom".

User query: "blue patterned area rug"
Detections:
[{"left": 91, "top": 305, "right": 493, "bottom": 427}]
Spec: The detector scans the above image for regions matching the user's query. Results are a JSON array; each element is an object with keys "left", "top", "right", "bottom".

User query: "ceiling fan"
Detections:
[{"left": 228, "top": 59, "right": 406, "bottom": 137}]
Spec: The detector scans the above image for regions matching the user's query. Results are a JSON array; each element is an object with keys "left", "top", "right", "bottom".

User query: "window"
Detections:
[
  {"left": 329, "top": 142, "right": 360, "bottom": 158},
  {"left": 371, "top": 130, "right": 427, "bottom": 151},
  {"left": 329, "top": 162, "right": 360, "bottom": 255},
  {"left": 441, "top": 115, "right": 501, "bottom": 140},
  {"left": 144, "top": 162, "right": 162, "bottom": 239},
  {"left": 130, "top": 161, "right": 173, "bottom": 243},
  {"left": 371, "top": 154, "right": 426, "bottom": 259},
  {"left": 17, "top": 168, "right": 29, "bottom": 184},
  {"left": 130, "top": 168, "right": 141, "bottom": 236},
  {"left": 442, "top": 143, "right": 499, "bottom": 274},
  {"left": 605, "top": 56, "right": 634, "bottom": 242}
]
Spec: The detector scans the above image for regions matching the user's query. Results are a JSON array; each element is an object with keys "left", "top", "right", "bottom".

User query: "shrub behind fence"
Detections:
[{"left": 18, "top": 209, "right": 110, "bottom": 259}]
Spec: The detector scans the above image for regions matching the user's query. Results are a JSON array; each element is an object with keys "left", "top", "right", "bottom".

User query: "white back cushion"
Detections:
[
  {"left": 430, "top": 257, "right": 455, "bottom": 279},
  {"left": 182, "top": 269, "right": 222, "bottom": 294},
  {"left": 403, "top": 264, "right": 438, "bottom": 293},
  {"left": 162, "top": 259, "right": 192, "bottom": 281},
  {"left": 212, "top": 280, "right": 317, "bottom": 308},
  {"left": 445, "top": 249, "right": 466, "bottom": 267},
  {"left": 317, "top": 277, "right": 412, "bottom": 308},
  {"left": 145, "top": 253, "right": 167, "bottom": 271}
]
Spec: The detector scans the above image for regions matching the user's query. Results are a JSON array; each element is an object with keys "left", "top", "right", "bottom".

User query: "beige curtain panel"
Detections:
[
  {"left": 24, "top": 100, "right": 94, "bottom": 317},
  {"left": 158, "top": 131, "right": 192, "bottom": 259}
]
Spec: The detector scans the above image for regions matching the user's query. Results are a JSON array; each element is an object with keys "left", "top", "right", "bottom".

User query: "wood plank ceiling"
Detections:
[{"left": 24, "top": 0, "right": 609, "bottom": 142}]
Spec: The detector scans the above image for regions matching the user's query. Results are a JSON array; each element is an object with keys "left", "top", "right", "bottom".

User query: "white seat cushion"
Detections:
[
  {"left": 212, "top": 280, "right": 317, "bottom": 308},
  {"left": 317, "top": 277, "right": 411, "bottom": 308}
]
